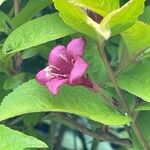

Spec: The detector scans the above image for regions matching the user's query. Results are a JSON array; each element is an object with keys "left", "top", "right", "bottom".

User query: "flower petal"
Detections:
[
  {"left": 82, "top": 77, "right": 99, "bottom": 92},
  {"left": 48, "top": 45, "right": 66, "bottom": 64},
  {"left": 69, "top": 57, "right": 88, "bottom": 85},
  {"left": 46, "top": 78, "right": 67, "bottom": 95},
  {"left": 36, "top": 69, "right": 48, "bottom": 85},
  {"left": 48, "top": 45, "right": 72, "bottom": 74},
  {"left": 67, "top": 37, "right": 86, "bottom": 60}
]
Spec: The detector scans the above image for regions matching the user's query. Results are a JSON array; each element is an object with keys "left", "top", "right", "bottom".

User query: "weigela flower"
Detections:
[{"left": 36, "top": 37, "right": 97, "bottom": 95}]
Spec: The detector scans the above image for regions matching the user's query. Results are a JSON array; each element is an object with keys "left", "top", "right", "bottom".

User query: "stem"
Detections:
[
  {"left": 76, "top": 131, "right": 88, "bottom": 150},
  {"left": 97, "top": 42, "right": 130, "bottom": 113},
  {"left": 54, "top": 125, "right": 66, "bottom": 150},
  {"left": 8, "top": 116, "right": 22, "bottom": 126},
  {"left": 97, "top": 86, "right": 119, "bottom": 110},
  {"left": 124, "top": 125, "right": 132, "bottom": 140},
  {"left": 97, "top": 41, "right": 149, "bottom": 150},
  {"left": 57, "top": 113, "right": 132, "bottom": 147},
  {"left": 13, "top": 0, "right": 22, "bottom": 72},
  {"left": 14, "top": 0, "right": 19, "bottom": 16},
  {"left": 116, "top": 48, "right": 148, "bottom": 75},
  {"left": 102, "top": 48, "right": 148, "bottom": 87},
  {"left": 91, "top": 140, "right": 99, "bottom": 150},
  {"left": 49, "top": 122, "right": 57, "bottom": 150},
  {"left": 90, "top": 80, "right": 120, "bottom": 110},
  {"left": 73, "top": 131, "right": 77, "bottom": 150}
]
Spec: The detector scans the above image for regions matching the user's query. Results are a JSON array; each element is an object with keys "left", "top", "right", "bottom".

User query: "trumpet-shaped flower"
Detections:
[{"left": 36, "top": 37, "right": 97, "bottom": 95}]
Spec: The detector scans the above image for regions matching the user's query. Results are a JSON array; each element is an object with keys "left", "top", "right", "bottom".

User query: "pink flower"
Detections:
[{"left": 36, "top": 37, "right": 97, "bottom": 95}]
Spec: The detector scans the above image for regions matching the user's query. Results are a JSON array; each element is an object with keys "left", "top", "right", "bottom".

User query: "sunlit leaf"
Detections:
[{"left": 0, "top": 79, "right": 130, "bottom": 125}]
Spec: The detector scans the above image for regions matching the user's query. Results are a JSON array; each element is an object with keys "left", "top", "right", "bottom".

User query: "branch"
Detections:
[
  {"left": 101, "top": 48, "right": 148, "bottom": 87},
  {"left": 97, "top": 42, "right": 130, "bottom": 113},
  {"left": 57, "top": 113, "right": 132, "bottom": 147},
  {"left": 116, "top": 48, "right": 148, "bottom": 75},
  {"left": 97, "top": 42, "right": 149, "bottom": 150},
  {"left": 96, "top": 86, "right": 120, "bottom": 110},
  {"left": 14, "top": 0, "right": 19, "bottom": 16},
  {"left": 13, "top": 0, "right": 22, "bottom": 72}
]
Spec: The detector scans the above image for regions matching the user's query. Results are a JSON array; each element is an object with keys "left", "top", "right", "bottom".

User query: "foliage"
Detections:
[{"left": 0, "top": 0, "right": 150, "bottom": 150}]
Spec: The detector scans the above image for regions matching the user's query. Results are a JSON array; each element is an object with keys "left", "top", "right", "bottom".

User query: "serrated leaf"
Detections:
[
  {"left": 12, "top": 0, "right": 53, "bottom": 28},
  {"left": 101, "top": 0, "right": 145, "bottom": 36},
  {"left": 0, "top": 125, "right": 48, "bottom": 150},
  {"left": 122, "top": 21, "right": 150, "bottom": 55},
  {"left": 117, "top": 59, "right": 150, "bottom": 103},
  {"left": 69, "top": 0, "right": 120, "bottom": 17},
  {"left": 2, "top": 13, "right": 76, "bottom": 54},
  {"left": 0, "top": 79, "right": 130, "bottom": 125}
]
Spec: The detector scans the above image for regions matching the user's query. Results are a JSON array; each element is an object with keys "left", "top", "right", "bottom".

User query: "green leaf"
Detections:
[
  {"left": 0, "top": 60, "right": 7, "bottom": 73},
  {"left": 117, "top": 59, "right": 150, "bottom": 103},
  {"left": 12, "top": 0, "right": 53, "bottom": 28},
  {"left": 2, "top": 13, "right": 76, "bottom": 54},
  {"left": 23, "top": 113, "right": 45, "bottom": 127},
  {"left": 100, "top": 0, "right": 145, "bottom": 36},
  {"left": 21, "top": 47, "right": 40, "bottom": 59},
  {"left": 84, "top": 37, "right": 107, "bottom": 83},
  {"left": 53, "top": 0, "right": 111, "bottom": 40},
  {"left": 105, "top": 36, "right": 120, "bottom": 66},
  {"left": 3, "top": 73, "right": 25, "bottom": 90},
  {"left": 122, "top": 21, "right": 150, "bottom": 55},
  {"left": 38, "top": 41, "right": 56, "bottom": 59},
  {"left": 69, "top": 0, "right": 120, "bottom": 17},
  {"left": 0, "top": 125, "right": 48, "bottom": 150},
  {"left": 0, "top": 79, "right": 130, "bottom": 125},
  {"left": 0, "top": 73, "right": 10, "bottom": 102},
  {"left": 0, "top": 0, "right": 6, "bottom": 5},
  {"left": 134, "top": 102, "right": 150, "bottom": 111},
  {"left": 53, "top": 0, "right": 145, "bottom": 40},
  {"left": 0, "top": 10, "right": 11, "bottom": 33},
  {"left": 131, "top": 112, "right": 150, "bottom": 149},
  {"left": 22, "top": 41, "right": 56, "bottom": 60},
  {"left": 139, "top": 6, "right": 150, "bottom": 24}
]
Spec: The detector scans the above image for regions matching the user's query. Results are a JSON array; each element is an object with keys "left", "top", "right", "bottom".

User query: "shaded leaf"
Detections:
[
  {"left": 84, "top": 37, "right": 107, "bottom": 83},
  {"left": 131, "top": 112, "right": 150, "bottom": 149},
  {"left": 134, "top": 102, "right": 150, "bottom": 111},
  {"left": 117, "top": 59, "right": 150, "bottom": 103},
  {"left": 139, "top": 6, "right": 150, "bottom": 24},
  {"left": 0, "top": 10, "right": 11, "bottom": 33}
]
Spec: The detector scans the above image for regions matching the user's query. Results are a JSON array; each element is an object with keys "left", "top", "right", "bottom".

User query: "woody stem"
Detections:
[{"left": 97, "top": 41, "right": 149, "bottom": 150}]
